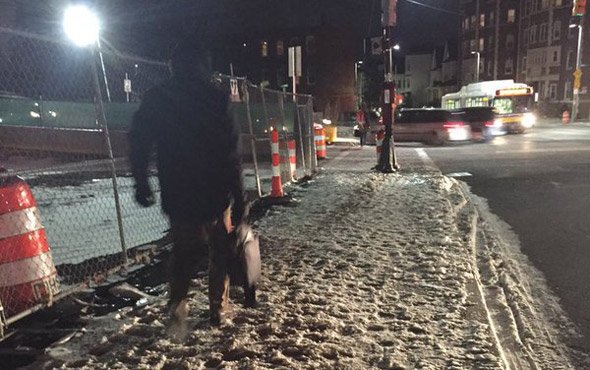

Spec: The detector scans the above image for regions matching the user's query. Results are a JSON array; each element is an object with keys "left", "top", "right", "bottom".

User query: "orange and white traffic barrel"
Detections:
[
  {"left": 270, "top": 129, "right": 284, "bottom": 198},
  {"left": 376, "top": 130, "right": 385, "bottom": 158},
  {"left": 0, "top": 176, "right": 60, "bottom": 316},
  {"left": 562, "top": 110, "right": 570, "bottom": 124},
  {"left": 314, "top": 124, "right": 327, "bottom": 159}
]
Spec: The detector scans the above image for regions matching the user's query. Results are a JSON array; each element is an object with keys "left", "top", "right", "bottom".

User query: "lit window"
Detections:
[
  {"left": 555, "top": 0, "right": 563, "bottom": 6},
  {"left": 479, "top": 37, "right": 484, "bottom": 51},
  {"left": 480, "top": 13, "right": 485, "bottom": 27},
  {"left": 507, "top": 9, "right": 516, "bottom": 23},
  {"left": 261, "top": 41, "right": 268, "bottom": 57}
]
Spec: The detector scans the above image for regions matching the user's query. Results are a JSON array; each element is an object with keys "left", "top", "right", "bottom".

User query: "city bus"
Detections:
[{"left": 441, "top": 80, "right": 536, "bottom": 133}]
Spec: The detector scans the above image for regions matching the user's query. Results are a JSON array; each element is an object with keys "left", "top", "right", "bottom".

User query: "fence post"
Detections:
[
  {"left": 90, "top": 47, "right": 128, "bottom": 266},
  {"left": 307, "top": 98, "right": 318, "bottom": 172},
  {"left": 242, "top": 81, "right": 262, "bottom": 198},
  {"left": 294, "top": 95, "right": 308, "bottom": 177}
]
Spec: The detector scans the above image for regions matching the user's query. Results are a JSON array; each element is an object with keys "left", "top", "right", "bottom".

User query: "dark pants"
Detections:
[
  {"left": 169, "top": 208, "right": 232, "bottom": 318},
  {"left": 360, "top": 130, "right": 367, "bottom": 147}
]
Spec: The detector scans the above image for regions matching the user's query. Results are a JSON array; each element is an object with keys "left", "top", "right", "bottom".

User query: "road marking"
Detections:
[
  {"left": 415, "top": 148, "right": 436, "bottom": 167},
  {"left": 447, "top": 172, "right": 473, "bottom": 178},
  {"left": 495, "top": 147, "right": 590, "bottom": 154}
]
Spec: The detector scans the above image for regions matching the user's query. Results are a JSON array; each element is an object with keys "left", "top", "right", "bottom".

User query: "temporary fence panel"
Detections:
[{"left": 0, "top": 27, "right": 315, "bottom": 329}]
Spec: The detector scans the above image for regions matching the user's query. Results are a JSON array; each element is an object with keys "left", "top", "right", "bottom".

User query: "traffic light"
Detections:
[
  {"left": 381, "top": 0, "right": 397, "bottom": 27},
  {"left": 573, "top": 0, "right": 587, "bottom": 17}
]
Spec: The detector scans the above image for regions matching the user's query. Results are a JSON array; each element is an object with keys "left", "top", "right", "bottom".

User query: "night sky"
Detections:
[{"left": 13, "top": 0, "right": 460, "bottom": 59}]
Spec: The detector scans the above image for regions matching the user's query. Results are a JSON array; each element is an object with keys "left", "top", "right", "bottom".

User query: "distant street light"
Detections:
[
  {"left": 393, "top": 44, "right": 401, "bottom": 51},
  {"left": 63, "top": 5, "right": 99, "bottom": 47},
  {"left": 471, "top": 51, "right": 480, "bottom": 83}
]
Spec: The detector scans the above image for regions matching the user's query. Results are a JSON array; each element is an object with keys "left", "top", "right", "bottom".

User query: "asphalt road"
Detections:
[{"left": 417, "top": 124, "right": 590, "bottom": 348}]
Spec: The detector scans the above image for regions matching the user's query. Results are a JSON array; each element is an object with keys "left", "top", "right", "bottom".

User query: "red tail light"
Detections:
[
  {"left": 443, "top": 121, "right": 464, "bottom": 129},
  {"left": 484, "top": 120, "right": 494, "bottom": 127}
]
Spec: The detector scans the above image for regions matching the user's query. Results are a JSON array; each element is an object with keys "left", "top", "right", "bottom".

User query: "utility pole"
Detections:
[
  {"left": 376, "top": 0, "right": 399, "bottom": 173},
  {"left": 571, "top": 0, "right": 586, "bottom": 122}
]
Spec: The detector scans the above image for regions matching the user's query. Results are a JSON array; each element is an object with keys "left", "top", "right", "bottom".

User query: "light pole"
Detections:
[
  {"left": 471, "top": 51, "right": 480, "bottom": 83},
  {"left": 355, "top": 60, "right": 363, "bottom": 107},
  {"left": 570, "top": 22, "right": 583, "bottom": 122},
  {"left": 63, "top": 4, "right": 128, "bottom": 265}
]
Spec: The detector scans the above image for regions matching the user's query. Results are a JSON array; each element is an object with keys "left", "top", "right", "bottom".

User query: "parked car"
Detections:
[
  {"left": 393, "top": 108, "right": 470, "bottom": 145},
  {"left": 455, "top": 107, "right": 505, "bottom": 142}
]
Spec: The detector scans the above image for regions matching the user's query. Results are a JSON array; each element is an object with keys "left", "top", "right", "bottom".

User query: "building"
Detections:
[
  {"left": 517, "top": 0, "right": 583, "bottom": 116},
  {"left": 427, "top": 42, "right": 459, "bottom": 106},
  {"left": 459, "top": 0, "right": 520, "bottom": 85},
  {"left": 211, "top": 23, "right": 357, "bottom": 121},
  {"left": 460, "top": 0, "right": 590, "bottom": 118}
]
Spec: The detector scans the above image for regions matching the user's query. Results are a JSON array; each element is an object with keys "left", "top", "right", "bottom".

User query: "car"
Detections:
[
  {"left": 393, "top": 108, "right": 470, "bottom": 145},
  {"left": 454, "top": 107, "right": 505, "bottom": 142}
]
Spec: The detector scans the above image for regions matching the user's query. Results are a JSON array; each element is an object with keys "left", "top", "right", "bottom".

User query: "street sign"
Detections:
[
  {"left": 229, "top": 78, "right": 240, "bottom": 102},
  {"left": 288, "top": 46, "right": 302, "bottom": 77},
  {"left": 123, "top": 78, "right": 131, "bottom": 93}
]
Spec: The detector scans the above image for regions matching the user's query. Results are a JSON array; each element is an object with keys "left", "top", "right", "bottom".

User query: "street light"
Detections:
[
  {"left": 471, "top": 51, "right": 480, "bottom": 83},
  {"left": 393, "top": 44, "right": 401, "bottom": 51},
  {"left": 63, "top": 4, "right": 127, "bottom": 263},
  {"left": 63, "top": 5, "right": 99, "bottom": 47},
  {"left": 570, "top": 22, "right": 583, "bottom": 122}
]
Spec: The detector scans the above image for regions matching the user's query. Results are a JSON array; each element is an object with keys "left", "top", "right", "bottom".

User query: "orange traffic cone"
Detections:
[{"left": 562, "top": 110, "right": 570, "bottom": 125}]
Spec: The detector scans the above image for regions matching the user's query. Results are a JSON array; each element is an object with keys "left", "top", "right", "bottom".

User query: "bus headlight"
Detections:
[{"left": 522, "top": 113, "right": 536, "bottom": 128}]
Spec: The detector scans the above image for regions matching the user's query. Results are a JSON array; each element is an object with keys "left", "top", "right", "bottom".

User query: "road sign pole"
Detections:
[
  {"left": 573, "top": 22, "right": 583, "bottom": 123},
  {"left": 376, "top": 0, "right": 399, "bottom": 173}
]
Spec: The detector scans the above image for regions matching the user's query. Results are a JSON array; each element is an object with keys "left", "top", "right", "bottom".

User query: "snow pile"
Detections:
[{"left": 32, "top": 168, "right": 583, "bottom": 369}]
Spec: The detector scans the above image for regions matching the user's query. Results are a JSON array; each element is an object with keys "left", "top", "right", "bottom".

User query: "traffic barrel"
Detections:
[
  {"left": 562, "top": 110, "right": 570, "bottom": 125},
  {"left": 0, "top": 176, "right": 60, "bottom": 316},
  {"left": 314, "top": 124, "right": 327, "bottom": 159},
  {"left": 376, "top": 130, "right": 385, "bottom": 158},
  {"left": 270, "top": 129, "right": 284, "bottom": 198}
]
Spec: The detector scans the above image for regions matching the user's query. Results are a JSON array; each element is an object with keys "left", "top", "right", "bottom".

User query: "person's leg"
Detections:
[
  {"left": 208, "top": 208, "right": 232, "bottom": 325},
  {"left": 168, "top": 220, "right": 208, "bottom": 317}
]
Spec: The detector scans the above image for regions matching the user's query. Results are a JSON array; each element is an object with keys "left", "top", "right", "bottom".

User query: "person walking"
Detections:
[
  {"left": 356, "top": 104, "right": 369, "bottom": 147},
  {"left": 128, "top": 39, "right": 245, "bottom": 331}
]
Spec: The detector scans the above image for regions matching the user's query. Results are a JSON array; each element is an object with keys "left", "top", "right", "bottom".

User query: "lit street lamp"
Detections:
[
  {"left": 471, "top": 51, "right": 480, "bottom": 83},
  {"left": 569, "top": 22, "right": 583, "bottom": 122},
  {"left": 63, "top": 4, "right": 127, "bottom": 263}
]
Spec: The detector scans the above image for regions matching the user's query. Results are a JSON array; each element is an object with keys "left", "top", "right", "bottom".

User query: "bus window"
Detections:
[
  {"left": 493, "top": 97, "right": 513, "bottom": 114},
  {"left": 445, "top": 99, "right": 459, "bottom": 109}
]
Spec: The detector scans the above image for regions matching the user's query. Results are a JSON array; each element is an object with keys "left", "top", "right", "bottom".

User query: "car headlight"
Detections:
[{"left": 522, "top": 113, "right": 536, "bottom": 128}]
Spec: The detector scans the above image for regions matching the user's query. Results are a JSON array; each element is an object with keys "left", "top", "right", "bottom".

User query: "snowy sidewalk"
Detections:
[{"left": 33, "top": 148, "right": 587, "bottom": 369}]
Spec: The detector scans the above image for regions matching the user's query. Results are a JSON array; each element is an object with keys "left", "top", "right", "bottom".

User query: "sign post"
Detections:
[{"left": 376, "top": 0, "right": 399, "bottom": 172}]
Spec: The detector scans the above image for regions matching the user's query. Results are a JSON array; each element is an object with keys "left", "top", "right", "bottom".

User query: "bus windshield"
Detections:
[{"left": 493, "top": 95, "right": 533, "bottom": 114}]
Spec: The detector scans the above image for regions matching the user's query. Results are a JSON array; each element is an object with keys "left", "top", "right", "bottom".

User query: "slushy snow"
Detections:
[{"left": 32, "top": 164, "right": 588, "bottom": 369}]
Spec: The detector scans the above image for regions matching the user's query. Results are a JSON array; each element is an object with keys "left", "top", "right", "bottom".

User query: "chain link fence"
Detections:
[{"left": 0, "top": 27, "right": 316, "bottom": 331}]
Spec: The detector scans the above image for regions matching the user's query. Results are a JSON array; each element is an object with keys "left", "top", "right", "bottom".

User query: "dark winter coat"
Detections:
[{"left": 128, "top": 76, "right": 243, "bottom": 223}]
